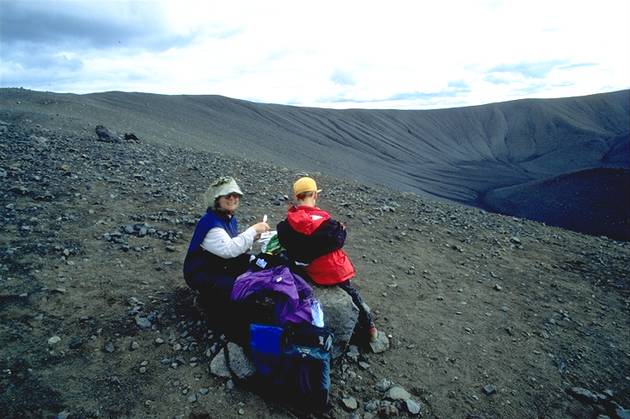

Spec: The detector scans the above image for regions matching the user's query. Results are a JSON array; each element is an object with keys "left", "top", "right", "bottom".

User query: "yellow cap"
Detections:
[{"left": 293, "top": 177, "right": 322, "bottom": 196}]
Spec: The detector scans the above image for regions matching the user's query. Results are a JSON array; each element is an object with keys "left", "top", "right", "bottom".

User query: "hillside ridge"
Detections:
[{"left": 1, "top": 88, "right": 628, "bottom": 238}]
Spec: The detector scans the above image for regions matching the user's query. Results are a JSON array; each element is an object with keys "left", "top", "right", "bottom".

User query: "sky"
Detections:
[{"left": 1, "top": 0, "right": 629, "bottom": 110}]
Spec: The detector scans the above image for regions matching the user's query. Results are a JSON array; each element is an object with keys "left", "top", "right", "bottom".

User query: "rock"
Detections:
[
  {"left": 375, "top": 378, "right": 392, "bottom": 392},
  {"left": 364, "top": 400, "right": 380, "bottom": 412},
  {"left": 494, "top": 284, "right": 502, "bottom": 291},
  {"left": 405, "top": 399, "right": 422, "bottom": 415},
  {"left": 68, "top": 337, "right": 83, "bottom": 349},
  {"left": 346, "top": 345, "right": 360, "bottom": 362},
  {"left": 342, "top": 397, "right": 359, "bottom": 411},
  {"left": 482, "top": 384, "right": 497, "bottom": 395},
  {"left": 95, "top": 125, "right": 121, "bottom": 143},
  {"left": 48, "top": 336, "right": 61, "bottom": 345},
  {"left": 568, "top": 387, "right": 598, "bottom": 403},
  {"left": 56, "top": 410, "right": 71, "bottom": 419},
  {"left": 312, "top": 285, "right": 359, "bottom": 359},
  {"left": 386, "top": 385, "right": 411, "bottom": 401},
  {"left": 124, "top": 133, "right": 140, "bottom": 142},
  {"left": 210, "top": 343, "right": 255, "bottom": 380},
  {"left": 613, "top": 402, "right": 630, "bottom": 419},
  {"left": 369, "top": 330, "right": 390, "bottom": 354},
  {"left": 135, "top": 315, "right": 152, "bottom": 329},
  {"left": 129, "top": 341, "right": 140, "bottom": 350},
  {"left": 187, "top": 393, "right": 197, "bottom": 403},
  {"left": 378, "top": 401, "right": 399, "bottom": 417},
  {"left": 104, "top": 342, "right": 115, "bottom": 353}
]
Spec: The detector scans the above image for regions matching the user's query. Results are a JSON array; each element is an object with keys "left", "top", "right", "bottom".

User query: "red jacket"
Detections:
[{"left": 277, "top": 205, "right": 355, "bottom": 285}]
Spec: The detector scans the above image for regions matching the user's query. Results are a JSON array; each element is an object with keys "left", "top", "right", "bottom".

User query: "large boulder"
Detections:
[
  {"left": 312, "top": 285, "right": 359, "bottom": 359},
  {"left": 210, "top": 342, "right": 256, "bottom": 379},
  {"left": 95, "top": 125, "right": 121, "bottom": 143}
]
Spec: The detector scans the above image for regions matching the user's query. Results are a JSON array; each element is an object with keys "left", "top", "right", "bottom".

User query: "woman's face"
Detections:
[{"left": 218, "top": 193, "right": 241, "bottom": 213}]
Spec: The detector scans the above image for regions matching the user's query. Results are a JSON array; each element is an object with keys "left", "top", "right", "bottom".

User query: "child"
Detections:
[{"left": 276, "top": 176, "right": 378, "bottom": 343}]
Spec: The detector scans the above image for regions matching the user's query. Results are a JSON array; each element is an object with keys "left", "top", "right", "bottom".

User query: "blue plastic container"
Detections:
[{"left": 249, "top": 324, "right": 283, "bottom": 376}]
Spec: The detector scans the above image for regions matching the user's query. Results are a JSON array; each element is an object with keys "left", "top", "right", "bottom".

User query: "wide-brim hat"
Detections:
[{"left": 208, "top": 176, "right": 243, "bottom": 200}]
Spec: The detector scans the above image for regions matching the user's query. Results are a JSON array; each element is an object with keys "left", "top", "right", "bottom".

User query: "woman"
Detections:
[{"left": 184, "top": 176, "right": 269, "bottom": 335}]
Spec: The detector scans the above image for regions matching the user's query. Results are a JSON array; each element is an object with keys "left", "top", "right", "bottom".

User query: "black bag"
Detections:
[
  {"left": 248, "top": 322, "right": 333, "bottom": 412},
  {"left": 281, "top": 323, "right": 333, "bottom": 411}
]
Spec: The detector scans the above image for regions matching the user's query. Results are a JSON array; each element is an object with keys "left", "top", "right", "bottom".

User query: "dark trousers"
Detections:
[
  {"left": 338, "top": 280, "right": 373, "bottom": 331},
  {"left": 291, "top": 265, "right": 374, "bottom": 333},
  {"left": 186, "top": 272, "right": 251, "bottom": 345}
]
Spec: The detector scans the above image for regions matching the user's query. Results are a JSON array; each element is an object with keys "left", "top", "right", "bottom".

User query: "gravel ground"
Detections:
[{"left": 1, "top": 107, "right": 629, "bottom": 418}]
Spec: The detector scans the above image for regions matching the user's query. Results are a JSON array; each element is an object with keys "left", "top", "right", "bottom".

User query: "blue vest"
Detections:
[{"left": 183, "top": 209, "right": 243, "bottom": 281}]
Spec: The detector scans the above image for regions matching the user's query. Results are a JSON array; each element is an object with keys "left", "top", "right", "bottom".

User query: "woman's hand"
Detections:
[{"left": 251, "top": 222, "right": 270, "bottom": 234}]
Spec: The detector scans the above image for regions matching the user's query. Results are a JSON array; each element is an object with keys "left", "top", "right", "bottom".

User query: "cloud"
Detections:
[
  {"left": 488, "top": 60, "right": 567, "bottom": 79},
  {"left": 330, "top": 70, "right": 355, "bottom": 86},
  {"left": 485, "top": 74, "right": 513, "bottom": 85},
  {"left": 0, "top": 1, "right": 195, "bottom": 51},
  {"left": 558, "top": 62, "right": 597, "bottom": 70},
  {"left": 1, "top": 0, "right": 628, "bottom": 109}
]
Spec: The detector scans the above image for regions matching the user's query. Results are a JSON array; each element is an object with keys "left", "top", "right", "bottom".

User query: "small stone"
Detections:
[
  {"left": 129, "top": 341, "right": 140, "bottom": 351},
  {"left": 379, "top": 402, "right": 399, "bottom": 416},
  {"left": 104, "top": 342, "right": 115, "bottom": 353},
  {"left": 56, "top": 410, "right": 71, "bottom": 419},
  {"left": 568, "top": 387, "right": 598, "bottom": 403},
  {"left": 173, "top": 343, "right": 182, "bottom": 351},
  {"left": 375, "top": 378, "right": 392, "bottom": 392},
  {"left": 342, "top": 397, "right": 358, "bottom": 411},
  {"left": 139, "top": 367, "right": 147, "bottom": 374},
  {"left": 364, "top": 400, "right": 380, "bottom": 412},
  {"left": 386, "top": 386, "right": 411, "bottom": 401},
  {"left": 483, "top": 384, "right": 497, "bottom": 395},
  {"left": 346, "top": 345, "right": 360, "bottom": 362},
  {"left": 614, "top": 403, "right": 630, "bottom": 419},
  {"left": 68, "top": 337, "right": 83, "bottom": 349},
  {"left": 358, "top": 361, "right": 370, "bottom": 370},
  {"left": 187, "top": 393, "right": 197, "bottom": 403},
  {"left": 238, "top": 408, "right": 245, "bottom": 415},
  {"left": 494, "top": 284, "right": 502, "bottom": 291},
  {"left": 154, "top": 337, "right": 165, "bottom": 345},
  {"left": 199, "top": 388, "right": 209, "bottom": 395},
  {"left": 369, "top": 331, "right": 390, "bottom": 354},
  {"left": 48, "top": 336, "right": 61, "bottom": 345},
  {"left": 135, "top": 316, "right": 152, "bottom": 329},
  {"left": 405, "top": 399, "right": 422, "bottom": 415}
]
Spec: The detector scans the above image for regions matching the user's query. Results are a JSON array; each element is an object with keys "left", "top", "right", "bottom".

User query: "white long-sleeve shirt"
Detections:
[{"left": 200, "top": 226, "right": 257, "bottom": 259}]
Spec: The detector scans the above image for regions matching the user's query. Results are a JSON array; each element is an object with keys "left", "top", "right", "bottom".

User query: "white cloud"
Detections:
[{"left": 1, "top": 0, "right": 628, "bottom": 109}]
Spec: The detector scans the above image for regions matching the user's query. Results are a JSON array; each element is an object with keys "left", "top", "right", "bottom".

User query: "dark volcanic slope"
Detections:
[
  {"left": 1, "top": 88, "right": 628, "bottom": 238},
  {"left": 484, "top": 168, "right": 630, "bottom": 240}
]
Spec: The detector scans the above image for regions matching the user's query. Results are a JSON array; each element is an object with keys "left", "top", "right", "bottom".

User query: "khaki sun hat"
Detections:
[
  {"left": 293, "top": 176, "right": 322, "bottom": 196},
  {"left": 206, "top": 176, "right": 243, "bottom": 205}
]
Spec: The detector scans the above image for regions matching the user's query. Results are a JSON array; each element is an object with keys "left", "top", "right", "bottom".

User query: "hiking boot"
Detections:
[{"left": 368, "top": 324, "right": 378, "bottom": 343}]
